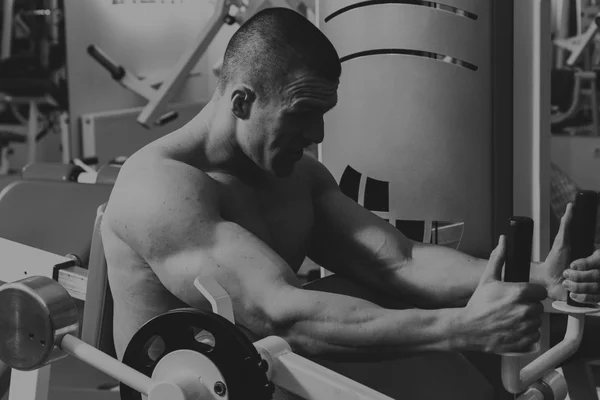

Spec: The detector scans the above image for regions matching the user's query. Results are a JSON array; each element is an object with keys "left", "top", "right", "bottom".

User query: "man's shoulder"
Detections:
[
  {"left": 114, "top": 152, "right": 218, "bottom": 199},
  {"left": 103, "top": 153, "right": 219, "bottom": 239}
]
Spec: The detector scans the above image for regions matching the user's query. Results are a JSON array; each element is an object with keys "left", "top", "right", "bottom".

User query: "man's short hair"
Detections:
[{"left": 217, "top": 7, "right": 341, "bottom": 102}]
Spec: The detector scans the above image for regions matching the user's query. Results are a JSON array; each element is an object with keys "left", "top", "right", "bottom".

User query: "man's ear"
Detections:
[{"left": 230, "top": 85, "right": 256, "bottom": 120}]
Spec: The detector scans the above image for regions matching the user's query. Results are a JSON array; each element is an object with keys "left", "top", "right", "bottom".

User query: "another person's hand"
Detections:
[
  {"left": 544, "top": 203, "right": 600, "bottom": 305},
  {"left": 456, "top": 236, "right": 546, "bottom": 353}
]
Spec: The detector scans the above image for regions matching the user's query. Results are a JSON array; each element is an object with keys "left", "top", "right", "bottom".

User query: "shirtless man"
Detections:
[{"left": 101, "top": 7, "right": 600, "bottom": 398}]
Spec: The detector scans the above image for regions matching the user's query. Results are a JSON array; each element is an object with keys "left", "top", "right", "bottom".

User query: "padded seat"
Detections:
[
  {"left": 0, "top": 180, "right": 112, "bottom": 263},
  {"left": 21, "top": 163, "right": 84, "bottom": 182},
  {"left": 96, "top": 165, "right": 121, "bottom": 185}
]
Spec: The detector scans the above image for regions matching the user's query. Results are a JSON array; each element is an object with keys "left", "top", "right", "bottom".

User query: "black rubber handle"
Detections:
[
  {"left": 154, "top": 111, "right": 179, "bottom": 127},
  {"left": 87, "top": 45, "right": 126, "bottom": 81},
  {"left": 504, "top": 217, "right": 534, "bottom": 283},
  {"left": 567, "top": 190, "right": 599, "bottom": 307}
]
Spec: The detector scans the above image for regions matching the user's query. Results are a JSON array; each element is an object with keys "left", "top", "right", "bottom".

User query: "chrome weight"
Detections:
[
  {"left": 0, "top": 276, "right": 79, "bottom": 370},
  {"left": 120, "top": 308, "right": 274, "bottom": 400}
]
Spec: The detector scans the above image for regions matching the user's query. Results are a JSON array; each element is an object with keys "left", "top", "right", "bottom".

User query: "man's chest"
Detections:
[{"left": 213, "top": 174, "right": 315, "bottom": 270}]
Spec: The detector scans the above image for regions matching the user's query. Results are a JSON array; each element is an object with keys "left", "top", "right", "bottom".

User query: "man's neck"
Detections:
[{"left": 196, "top": 99, "right": 270, "bottom": 186}]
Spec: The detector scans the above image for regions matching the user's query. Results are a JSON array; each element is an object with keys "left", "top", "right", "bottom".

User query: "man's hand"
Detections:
[
  {"left": 543, "top": 203, "right": 600, "bottom": 304},
  {"left": 456, "top": 236, "right": 546, "bottom": 353}
]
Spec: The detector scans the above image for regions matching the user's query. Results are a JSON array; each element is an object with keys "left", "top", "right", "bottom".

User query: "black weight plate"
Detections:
[{"left": 120, "top": 308, "right": 273, "bottom": 400}]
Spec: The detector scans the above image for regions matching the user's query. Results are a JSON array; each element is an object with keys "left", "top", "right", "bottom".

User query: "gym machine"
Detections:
[
  {"left": 0, "top": 0, "right": 68, "bottom": 174},
  {"left": 0, "top": 191, "right": 599, "bottom": 400},
  {"left": 86, "top": 0, "right": 313, "bottom": 129},
  {"left": 552, "top": 6, "right": 600, "bottom": 135}
]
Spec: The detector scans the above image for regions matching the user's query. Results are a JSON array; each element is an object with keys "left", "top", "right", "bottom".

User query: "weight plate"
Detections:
[
  {"left": 120, "top": 308, "right": 273, "bottom": 400},
  {"left": 0, "top": 276, "right": 78, "bottom": 370}
]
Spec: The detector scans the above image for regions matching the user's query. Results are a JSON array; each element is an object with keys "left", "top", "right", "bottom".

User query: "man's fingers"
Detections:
[
  {"left": 480, "top": 235, "right": 506, "bottom": 284},
  {"left": 570, "top": 250, "right": 600, "bottom": 271},
  {"left": 563, "top": 268, "right": 600, "bottom": 283},
  {"left": 563, "top": 279, "right": 600, "bottom": 294},
  {"left": 521, "top": 301, "right": 545, "bottom": 318},
  {"left": 502, "top": 330, "right": 541, "bottom": 354},
  {"left": 522, "top": 330, "right": 542, "bottom": 350},
  {"left": 518, "top": 321, "right": 542, "bottom": 337},
  {"left": 569, "top": 292, "right": 600, "bottom": 305}
]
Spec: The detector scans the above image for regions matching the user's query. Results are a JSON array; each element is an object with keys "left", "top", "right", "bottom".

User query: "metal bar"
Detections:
[
  {"left": 513, "top": 0, "right": 551, "bottom": 261},
  {"left": 120, "top": 73, "right": 159, "bottom": 101},
  {"left": 59, "top": 112, "right": 71, "bottom": 164},
  {"left": 8, "top": 366, "right": 51, "bottom": 400},
  {"left": 501, "top": 314, "right": 585, "bottom": 394},
  {"left": 255, "top": 336, "right": 393, "bottom": 400},
  {"left": 1, "top": 0, "right": 15, "bottom": 60},
  {"left": 61, "top": 334, "right": 153, "bottom": 396},
  {"left": 491, "top": 0, "right": 513, "bottom": 253},
  {"left": 136, "top": 0, "right": 230, "bottom": 127},
  {"left": 27, "top": 101, "right": 38, "bottom": 164}
]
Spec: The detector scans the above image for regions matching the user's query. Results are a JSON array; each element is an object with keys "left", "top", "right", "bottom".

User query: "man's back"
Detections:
[{"left": 101, "top": 132, "right": 318, "bottom": 359}]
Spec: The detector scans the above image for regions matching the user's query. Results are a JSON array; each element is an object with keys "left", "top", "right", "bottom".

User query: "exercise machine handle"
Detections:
[
  {"left": 499, "top": 216, "right": 540, "bottom": 358},
  {"left": 87, "top": 44, "right": 126, "bottom": 81},
  {"left": 567, "top": 190, "right": 599, "bottom": 307},
  {"left": 504, "top": 216, "right": 534, "bottom": 283},
  {"left": 499, "top": 207, "right": 600, "bottom": 398}
]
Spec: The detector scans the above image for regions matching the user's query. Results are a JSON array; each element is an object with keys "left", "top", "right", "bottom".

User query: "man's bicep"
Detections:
[
  {"left": 113, "top": 208, "right": 304, "bottom": 332},
  {"left": 153, "top": 220, "right": 303, "bottom": 314},
  {"left": 307, "top": 160, "right": 415, "bottom": 277}
]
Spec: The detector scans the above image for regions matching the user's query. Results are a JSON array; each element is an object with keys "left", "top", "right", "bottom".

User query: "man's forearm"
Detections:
[
  {"left": 267, "top": 287, "right": 464, "bottom": 361},
  {"left": 383, "top": 242, "right": 548, "bottom": 308}
]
